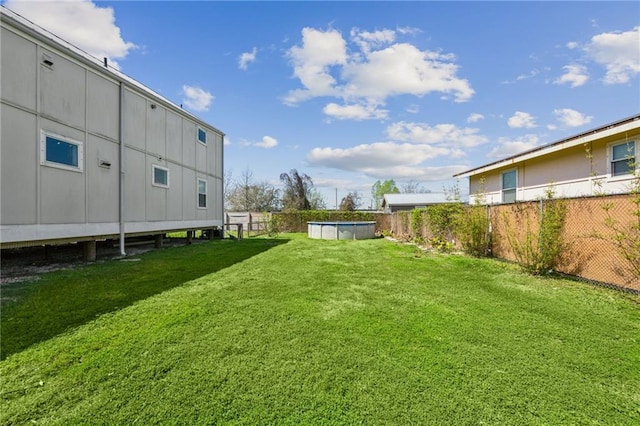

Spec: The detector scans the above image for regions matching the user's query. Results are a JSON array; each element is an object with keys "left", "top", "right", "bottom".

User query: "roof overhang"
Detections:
[{"left": 454, "top": 114, "right": 640, "bottom": 178}]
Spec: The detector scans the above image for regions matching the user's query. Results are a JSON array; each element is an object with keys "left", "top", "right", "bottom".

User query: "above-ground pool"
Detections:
[{"left": 307, "top": 221, "right": 376, "bottom": 240}]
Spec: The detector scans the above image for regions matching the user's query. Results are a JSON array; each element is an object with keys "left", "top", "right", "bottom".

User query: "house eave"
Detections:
[{"left": 454, "top": 114, "right": 640, "bottom": 179}]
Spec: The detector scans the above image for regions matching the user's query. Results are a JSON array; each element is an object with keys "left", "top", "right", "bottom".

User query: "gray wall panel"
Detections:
[
  {"left": 1, "top": 105, "right": 37, "bottom": 224},
  {"left": 182, "top": 168, "right": 196, "bottom": 220},
  {"left": 196, "top": 143, "right": 207, "bottom": 173},
  {"left": 87, "top": 71, "right": 119, "bottom": 140},
  {"left": 166, "top": 111, "right": 182, "bottom": 163},
  {"left": 146, "top": 106, "right": 166, "bottom": 157},
  {"left": 39, "top": 49, "right": 85, "bottom": 129},
  {"left": 182, "top": 121, "right": 196, "bottom": 168},
  {"left": 1, "top": 28, "right": 37, "bottom": 111},
  {"left": 40, "top": 156, "right": 86, "bottom": 225},
  {"left": 123, "top": 89, "right": 146, "bottom": 151},
  {"left": 214, "top": 134, "right": 223, "bottom": 178},
  {"left": 87, "top": 135, "right": 119, "bottom": 223},
  {"left": 167, "top": 163, "right": 183, "bottom": 220},
  {"left": 124, "top": 148, "right": 146, "bottom": 221}
]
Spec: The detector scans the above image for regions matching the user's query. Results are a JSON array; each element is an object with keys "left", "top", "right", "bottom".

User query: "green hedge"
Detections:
[{"left": 271, "top": 211, "right": 388, "bottom": 234}]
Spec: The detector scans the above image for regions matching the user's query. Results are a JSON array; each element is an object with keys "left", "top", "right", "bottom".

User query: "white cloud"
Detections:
[
  {"left": 306, "top": 120, "right": 487, "bottom": 180},
  {"left": 467, "top": 113, "right": 485, "bottom": 123},
  {"left": 254, "top": 136, "right": 278, "bottom": 149},
  {"left": 554, "top": 64, "right": 589, "bottom": 87},
  {"left": 396, "top": 26, "right": 422, "bottom": 36},
  {"left": 585, "top": 26, "right": 640, "bottom": 84},
  {"left": 323, "top": 102, "right": 388, "bottom": 120},
  {"left": 406, "top": 104, "right": 420, "bottom": 114},
  {"left": 341, "top": 42, "right": 474, "bottom": 102},
  {"left": 307, "top": 143, "right": 467, "bottom": 181},
  {"left": 238, "top": 47, "right": 257, "bottom": 70},
  {"left": 516, "top": 69, "right": 540, "bottom": 81},
  {"left": 360, "top": 165, "right": 469, "bottom": 181},
  {"left": 553, "top": 108, "right": 593, "bottom": 127},
  {"left": 350, "top": 27, "right": 396, "bottom": 53},
  {"left": 313, "top": 178, "right": 356, "bottom": 189},
  {"left": 308, "top": 142, "right": 449, "bottom": 171},
  {"left": 566, "top": 41, "right": 580, "bottom": 49},
  {"left": 181, "top": 85, "right": 214, "bottom": 112},
  {"left": 508, "top": 111, "right": 536, "bottom": 128},
  {"left": 239, "top": 136, "right": 278, "bottom": 149},
  {"left": 4, "top": 0, "right": 136, "bottom": 69},
  {"left": 488, "top": 135, "right": 540, "bottom": 159},
  {"left": 284, "top": 26, "right": 474, "bottom": 113},
  {"left": 284, "top": 27, "right": 347, "bottom": 104},
  {"left": 386, "top": 122, "right": 487, "bottom": 148}
]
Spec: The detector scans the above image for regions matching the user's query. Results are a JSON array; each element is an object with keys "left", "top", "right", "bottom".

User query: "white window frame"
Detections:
[
  {"left": 39, "top": 130, "right": 84, "bottom": 172},
  {"left": 152, "top": 164, "right": 170, "bottom": 188},
  {"left": 197, "top": 178, "right": 208, "bottom": 209},
  {"left": 501, "top": 168, "right": 517, "bottom": 204},
  {"left": 607, "top": 140, "right": 637, "bottom": 179},
  {"left": 197, "top": 127, "right": 207, "bottom": 146}
]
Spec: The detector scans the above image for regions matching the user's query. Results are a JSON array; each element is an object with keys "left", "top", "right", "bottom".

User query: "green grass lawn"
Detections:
[{"left": 1, "top": 235, "right": 639, "bottom": 424}]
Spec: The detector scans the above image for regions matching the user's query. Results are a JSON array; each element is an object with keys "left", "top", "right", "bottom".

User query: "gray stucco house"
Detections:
[{"left": 0, "top": 7, "right": 224, "bottom": 257}]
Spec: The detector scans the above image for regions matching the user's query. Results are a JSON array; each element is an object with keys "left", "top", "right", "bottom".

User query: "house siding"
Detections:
[
  {"left": 0, "top": 11, "right": 224, "bottom": 247},
  {"left": 468, "top": 125, "right": 640, "bottom": 204}
]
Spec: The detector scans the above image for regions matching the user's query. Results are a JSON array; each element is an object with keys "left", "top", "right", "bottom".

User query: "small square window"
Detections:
[
  {"left": 611, "top": 141, "right": 636, "bottom": 177},
  {"left": 197, "top": 128, "right": 207, "bottom": 145},
  {"left": 198, "top": 178, "right": 207, "bottom": 208},
  {"left": 153, "top": 165, "right": 169, "bottom": 188},
  {"left": 40, "top": 131, "right": 83, "bottom": 172}
]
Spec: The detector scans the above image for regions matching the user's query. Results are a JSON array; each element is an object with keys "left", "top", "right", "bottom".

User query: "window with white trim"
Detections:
[
  {"left": 197, "top": 128, "right": 207, "bottom": 145},
  {"left": 40, "top": 131, "right": 83, "bottom": 171},
  {"left": 502, "top": 169, "right": 517, "bottom": 203},
  {"left": 197, "top": 178, "right": 207, "bottom": 208},
  {"left": 152, "top": 165, "right": 169, "bottom": 188},
  {"left": 610, "top": 141, "right": 636, "bottom": 177}
]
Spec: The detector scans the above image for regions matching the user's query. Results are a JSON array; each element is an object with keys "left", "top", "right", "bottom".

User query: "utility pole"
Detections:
[{"left": 335, "top": 188, "right": 338, "bottom": 210}]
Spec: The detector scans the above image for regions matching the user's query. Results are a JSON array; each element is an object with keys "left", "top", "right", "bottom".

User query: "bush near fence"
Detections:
[{"left": 387, "top": 195, "right": 640, "bottom": 292}]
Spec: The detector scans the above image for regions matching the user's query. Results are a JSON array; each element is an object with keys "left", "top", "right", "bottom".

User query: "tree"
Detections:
[
  {"left": 371, "top": 180, "right": 399, "bottom": 210},
  {"left": 280, "top": 169, "right": 313, "bottom": 210},
  {"left": 401, "top": 180, "right": 430, "bottom": 194},
  {"left": 226, "top": 168, "right": 280, "bottom": 212},
  {"left": 339, "top": 191, "right": 361, "bottom": 211},
  {"left": 308, "top": 188, "right": 327, "bottom": 210}
]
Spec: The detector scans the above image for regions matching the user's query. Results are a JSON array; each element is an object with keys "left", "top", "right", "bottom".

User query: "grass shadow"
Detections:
[{"left": 0, "top": 237, "right": 289, "bottom": 359}]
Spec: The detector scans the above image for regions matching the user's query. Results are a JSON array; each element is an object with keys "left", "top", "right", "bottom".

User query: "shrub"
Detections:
[
  {"left": 504, "top": 189, "right": 567, "bottom": 275},
  {"left": 456, "top": 205, "right": 491, "bottom": 257}
]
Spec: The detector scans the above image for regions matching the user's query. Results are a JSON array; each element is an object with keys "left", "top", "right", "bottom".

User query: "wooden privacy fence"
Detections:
[{"left": 387, "top": 194, "right": 640, "bottom": 292}]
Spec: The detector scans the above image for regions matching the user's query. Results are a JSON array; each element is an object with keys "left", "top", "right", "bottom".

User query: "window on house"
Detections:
[
  {"left": 197, "top": 128, "right": 207, "bottom": 145},
  {"left": 502, "top": 169, "right": 517, "bottom": 203},
  {"left": 40, "top": 131, "right": 83, "bottom": 171},
  {"left": 152, "top": 165, "right": 169, "bottom": 188},
  {"left": 611, "top": 141, "right": 636, "bottom": 177},
  {"left": 197, "top": 178, "right": 207, "bottom": 208}
]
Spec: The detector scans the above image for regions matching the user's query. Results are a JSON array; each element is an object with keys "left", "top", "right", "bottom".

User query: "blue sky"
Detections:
[{"left": 4, "top": 0, "right": 639, "bottom": 208}]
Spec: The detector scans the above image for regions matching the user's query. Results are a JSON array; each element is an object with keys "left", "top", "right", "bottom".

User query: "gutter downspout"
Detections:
[{"left": 119, "top": 82, "right": 126, "bottom": 256}]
